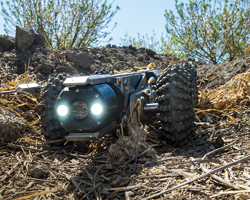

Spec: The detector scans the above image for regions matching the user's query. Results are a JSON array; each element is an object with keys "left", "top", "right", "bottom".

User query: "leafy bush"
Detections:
[
  {"left": 165, "top": 0, "right": 250, "bottom": 64},
  {"left": 120, "top": 31, "right": 178, "bottom": 55},
  {"left": 0, "top": 0, "right": 120, "bottom": 48}
]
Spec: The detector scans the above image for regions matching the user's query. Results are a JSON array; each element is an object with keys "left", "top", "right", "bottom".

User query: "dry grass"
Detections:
[
  {"left": 0, "top": 59, "right": 41, "bottom": 141},
  {"left": 196, "top": 68, "right": 250, "bottom": 123}
]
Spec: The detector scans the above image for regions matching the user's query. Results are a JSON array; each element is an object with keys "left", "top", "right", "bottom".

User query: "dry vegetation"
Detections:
[{"left": 0, "top": 56, "right": 250, "bottom": 199}]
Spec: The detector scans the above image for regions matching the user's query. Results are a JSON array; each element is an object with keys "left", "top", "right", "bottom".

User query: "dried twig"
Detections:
[
  {"left": 121, "top": 147, "right": 152, "bottom": 167},
  {"left": 1, "top": 161, "right": 21, "bottom": 181},
  {"left": 138, "top": 174, "right": 178, "bottom": 179},
  {"left": 80, "top": 183, "right": 101, "bottom": 200},
  {"left": 0, "top": 166, "right": 23, "bottom": 181},
  {"left": 11, "top": 187, "right": 60, "bottom": 200},
  {"left": 211, "top": 174, "right": 240, "bottom": 190},
  {"left": 142, "top": 154, "right": 250, "bottom": 200},
  {"left": 7, "top": 143, "right": 44, "bottom": 152},
  {"left": 202, "top": 140, "right": 238, "bottom": 160},
  {"left": 211, "top": 189, "right": 250, "bottom": 197},
  {"left": 165, "top": 158, "right": 220, "bottom": 167}
]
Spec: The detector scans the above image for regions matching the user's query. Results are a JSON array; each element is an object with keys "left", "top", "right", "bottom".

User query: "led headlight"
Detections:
[
  {"left": 91, "top": 103, "right": 103, "bottom": 115},
  {"left": 57, "top": 105, "right": 68, "bottom": 116}
]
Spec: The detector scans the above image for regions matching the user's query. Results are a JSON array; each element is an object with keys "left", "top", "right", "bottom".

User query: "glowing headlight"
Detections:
[
  {"left": 57, "top": 105, "right": 68, "bottom": 116},
  {"left": 91, "top": 104, "right": 103, "bottom": 115}
]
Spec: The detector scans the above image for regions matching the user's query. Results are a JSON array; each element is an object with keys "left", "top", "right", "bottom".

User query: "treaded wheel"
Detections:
[
  {"left": 154, "top": 63, "right": 197, "bottom": 147},
  {"left": 182, "top": 63, "right": 198, "bottom": 104},
  {"left": 35, "top": 73, "right": 68, "bottom": 140}
]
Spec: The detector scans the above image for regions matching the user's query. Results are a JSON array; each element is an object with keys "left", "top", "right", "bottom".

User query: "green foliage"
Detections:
[
  {"left": 165, "top": 0, "right": 250, "bottom": 64},
  {"left": 120, "top": 31, "right": 178, "bottom": 55},
  {"left": 0, "top": 0, "right": 120, "bottom": 48}
]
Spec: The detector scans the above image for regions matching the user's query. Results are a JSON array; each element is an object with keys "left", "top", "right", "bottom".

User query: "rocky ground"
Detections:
[{"left": 0, "top": 27, "right": 250, "bottom": 200}]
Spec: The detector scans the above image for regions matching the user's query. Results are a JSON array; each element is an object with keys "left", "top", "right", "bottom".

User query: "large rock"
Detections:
[
  {"left": 65, "top": 50, "right": 95, "bottom": 69},
  {"left": 0, "top": 35, "right": 15, "bottom": 51},
  {"left": 15, "top": 26, "right": 36, "bottom": 50},
  {"left": 0, "top": 109, "right": 26, "bottom": 142},
  {"left": 34, "top": 31, "right": 45, "bottom": 46},
  {"left": 37, "top": 62, "right": 54, "bottom": 73}
]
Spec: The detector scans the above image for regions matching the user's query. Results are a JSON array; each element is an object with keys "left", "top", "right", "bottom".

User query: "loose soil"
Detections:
[{"left": 0, "top": 44, "right": 250, "bottom": 200}]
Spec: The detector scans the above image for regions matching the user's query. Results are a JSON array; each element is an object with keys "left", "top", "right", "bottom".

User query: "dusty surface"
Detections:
[{"left": 0, "top": 31, "right": 250, "bottom": 199}]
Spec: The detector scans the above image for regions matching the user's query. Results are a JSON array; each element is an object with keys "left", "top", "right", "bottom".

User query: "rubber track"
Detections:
[{"left": 155, "top": 63, "right": 197, "bottom": 147}]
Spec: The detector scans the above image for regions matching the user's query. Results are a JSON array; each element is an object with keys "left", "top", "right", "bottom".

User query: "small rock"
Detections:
[
  {"left": 0, "top": 109, "right": 26, "bottom": 142},
  {"left": 171, "top": 169, "right": 189, "bottom": 175},
  {"left": 40, "top": 46, "right": 47, "bottom": 54},
  {"left": 54, "top": 65, "right": 78, "bottom": 75},
  {"left": 215, "top": 135, "right": 224, "bottom": 148},
  {"left": 34, "top": 31, "right": 45, "bottom": 46},
  {"left": 0, "top": 35, "right": 15, "bottom": 51},
  {"left": 129, "top": 45, "right": 137, "bottom": 51},
  {"left": 31, "top": 164, "right": 46, "bottom": 178},
  {"left": 144, "top": 161, "right": 152, "bottom": 166},
  {"left": 209, "top": 145, "right": 215, "bottom": 150},
  {"left": 65, "top": 50, "right": 95, "bottom": 69},
  {"left": 37, "top": 62, "right": 54, "bottom": 72},
  {"left": 145, "top": 48, "right": 156, "bottom": 56}
]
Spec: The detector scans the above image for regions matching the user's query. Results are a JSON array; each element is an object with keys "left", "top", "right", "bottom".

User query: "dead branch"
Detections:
[
  {"left": 211, "top": 174, "right": 240, "bottom": 190},
  {"left": 80, "top": 183, "right": 101, "bottom": 200},
  {"left": 121, "top": 147, "right": 153, "bottom": 167},
  {"left": 7, "top": 143, "right": 44, "bottom": 152},
  {"left": 11, "top": 187, "right": 60, "bottom": 200},
  {"left": 142, "top": 154, "right": 250, "bottom": 200},
  {"left": 0, "top": 166, "right": 23, "bottom": 181},
  {"left": 138, "top": 174, "right": 178, "bottom": 179},
  {"left": 1, "top": 161, "right": 21, "bottom": 181},
  {"left": 202, "top": 140, "right": 238, "bottom": 160},
  {"left": 211, "top": 189, "right": 250, "bottom": 198},
  {"left": 165, "top": 158, "right": 220, "bottom": 167}
]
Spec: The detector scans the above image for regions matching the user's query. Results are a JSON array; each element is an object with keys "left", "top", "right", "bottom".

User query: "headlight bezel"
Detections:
[{"left": 56, "top": 83, "right": 124, "bottom": 133}]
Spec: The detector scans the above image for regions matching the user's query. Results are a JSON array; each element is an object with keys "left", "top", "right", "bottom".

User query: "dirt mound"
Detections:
[
  {"left": 0, "top": 27, "right": 207, "bottom": 86},
  {"left": 197, "top": 59, "right": 249, "bottom": 89}
]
